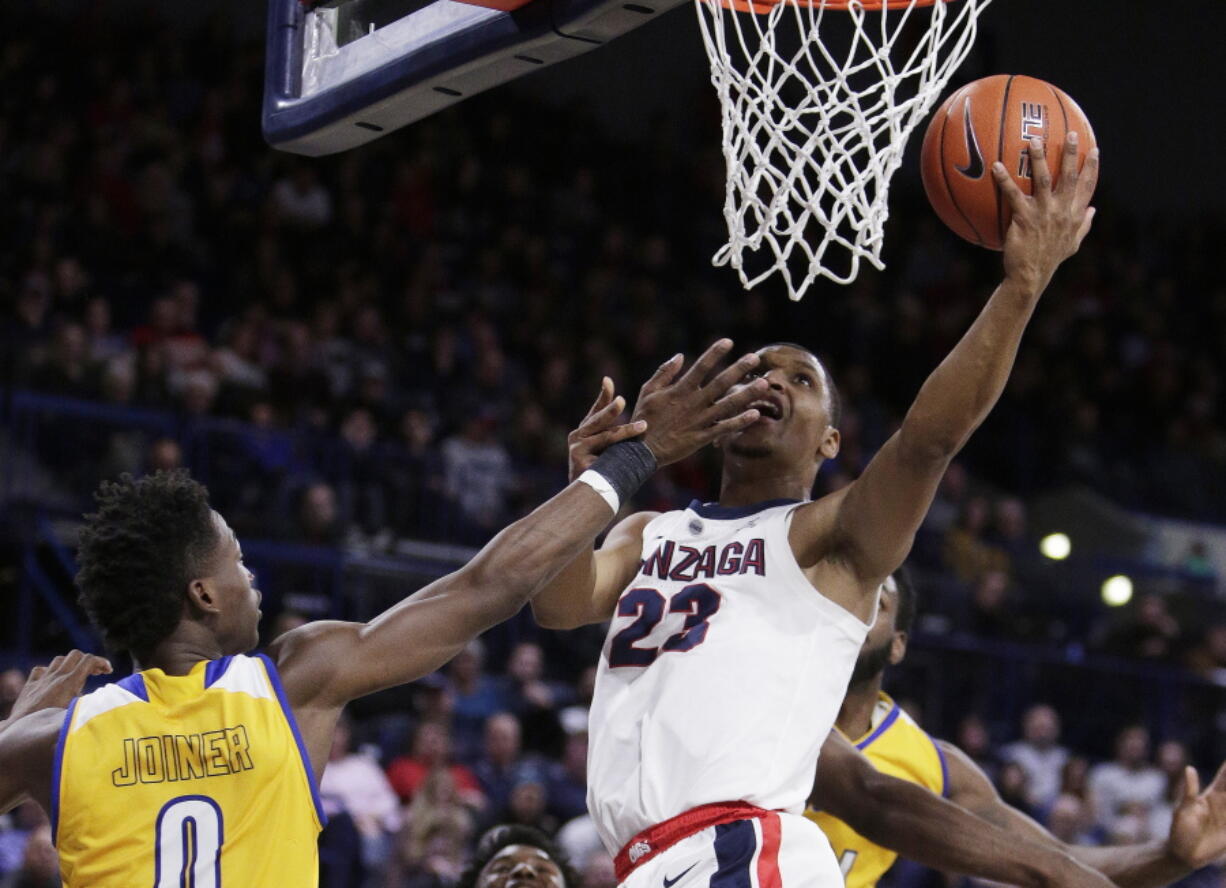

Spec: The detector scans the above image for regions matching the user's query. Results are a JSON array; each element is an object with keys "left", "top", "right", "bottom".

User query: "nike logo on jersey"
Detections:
[
  {"left": 955, "top": 96, "right": 985, "bottom": 179},
  {"left": 663, "top": 864, "right": 698, "bottom": 888}
]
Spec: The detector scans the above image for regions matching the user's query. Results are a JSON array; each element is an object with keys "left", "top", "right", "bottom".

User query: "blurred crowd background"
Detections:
[{"left": 3, "top": 4, "right": 1226, "bottom": 888}]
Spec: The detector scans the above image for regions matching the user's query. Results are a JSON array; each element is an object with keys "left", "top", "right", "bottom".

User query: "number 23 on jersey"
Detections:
[{"left": 609, "top": 583, "right": 721, "bottom": 667}]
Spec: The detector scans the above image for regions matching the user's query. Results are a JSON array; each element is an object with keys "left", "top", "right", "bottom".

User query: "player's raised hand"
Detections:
[
  {"left": 1167, "top": 762, "right": 1226, "bottom": 868},
  {"left": 630, "top": 339, "right": 770, "bottom": 466},
  {"left": 993, "top": 132, "right": 1099, "bottom": 293},
  {"left": 568, "top": 377, "right": 648, "bottom": 482},
  {"left": 8, "top": 650, "right": 112, "bottom": 721}
]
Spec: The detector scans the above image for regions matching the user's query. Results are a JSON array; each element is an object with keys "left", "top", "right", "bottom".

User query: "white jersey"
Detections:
[{"left": 587, "top": 498, "right": 874, "bottom": 855}]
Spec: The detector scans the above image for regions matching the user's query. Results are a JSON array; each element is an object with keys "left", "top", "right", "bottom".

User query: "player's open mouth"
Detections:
[{"left": 748, "top": 398, "right": 783, "bottom": 421}]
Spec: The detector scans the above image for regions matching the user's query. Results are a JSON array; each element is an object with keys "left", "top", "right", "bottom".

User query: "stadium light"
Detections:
[
  {"left": 1040, "top": 532, "right": 1072, "bottom": 561},
  {"left": 1101, "top": 575, "right": 1134, "bottom": 607}
]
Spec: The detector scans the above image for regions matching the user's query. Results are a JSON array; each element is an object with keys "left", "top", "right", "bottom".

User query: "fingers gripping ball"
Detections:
[{"left": 921, "top": 74, "right": 1097, "bottom": 250}]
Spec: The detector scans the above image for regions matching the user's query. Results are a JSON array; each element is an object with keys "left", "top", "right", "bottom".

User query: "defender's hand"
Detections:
[
  {"left": 1168, "top": 762, "right": 1226, "bottom": 869},
  {"left": 994, "top": 132, "right": 1099, "bottom": 293},
  {"left": 568, "top": 377, "right": 648, "bottom": 483},
  {"left": 631, "top": 339, "right": 770, "bottom": 467},
  {"left": 8, "top": 651, "right": 112, "bottom": 721}
]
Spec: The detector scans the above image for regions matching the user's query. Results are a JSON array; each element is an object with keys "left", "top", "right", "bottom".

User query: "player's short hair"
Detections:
[
  {"left": 76, "top": 471, "right": 220, "bottom": 659},
  {"left": 760, "top": 342, "right": 842, "bottom": 428},
  {"left": 456, "top": 825, "right": 581, "bottom": 888},
  {"left": 892, "top": 565, "right": 917, "bottom": 635}
]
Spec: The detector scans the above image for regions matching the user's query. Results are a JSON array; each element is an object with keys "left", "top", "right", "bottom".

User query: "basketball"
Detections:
[{"left": 920, "top": 74, "right": 1097, "bottom": 250}]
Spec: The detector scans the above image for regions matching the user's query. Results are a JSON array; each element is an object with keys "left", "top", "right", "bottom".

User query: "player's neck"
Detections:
[
  {"left": 717, "top": 461, "right": 814, "bottom": 508},
  {"left": 136, "top": 625, "right": 228, "bottom": 676},
  {"left": 837, "top": 675, "right": 884, "bottom": 740}
]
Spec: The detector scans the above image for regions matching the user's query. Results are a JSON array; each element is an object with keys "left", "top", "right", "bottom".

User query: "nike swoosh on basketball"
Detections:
[
  {"left": 663, "top": 864, "right": 698, "bottom": 888},
  {"left": 955, "top": 96, "right": 985, "bottom": 179}
]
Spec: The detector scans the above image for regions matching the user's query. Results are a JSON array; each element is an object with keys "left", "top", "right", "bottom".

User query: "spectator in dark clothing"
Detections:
[
  {"left": 955, "top": 714, "right": 1000, "bottom": 784},
  {"left": 995, "top": 761, "right": 1037, "bottom": 822},
  {"left": 959, "top": 570, "right": 1021, "bottom": 640},
  {"left": 496, "top": 643, "right": 572, "bottom": 756},
  {"left": 336, "top": 407, "right": 388, "bottom": 540},
  {"left": 1098, "top": 594, "right": 1182, "bottom": 662},
  {"left": 472, "top": 713, "right": 532, "bottom": 820},
  {"left": 318, "top": 812, "right": 367, "bottom": 888},
  {"left": 29, "top": 322, "right": 95, "bottom": 397},
  {"left": 288, "top": 481, "right": 347, "bottom": 547},
  {"left": 545, "top": 731, "right": 589, "bottom": 824},
  {"left": 501, "top": 777, "right": 557, "bottom": 837},
  {"left": 386, "top": 407, "right": 446, "bottom": 539},
  {"left": 447, "top": 642, "right": 513, "bottom": 764}
]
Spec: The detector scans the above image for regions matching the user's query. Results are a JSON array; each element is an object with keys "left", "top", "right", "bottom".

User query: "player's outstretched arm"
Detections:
[
  {"left": 795, "top": 134, "right": 1099, "bottom": 587},
  {"left": 270, "top": 341, "right": 768, "bottom": 714},
  {"left": 532, "top": 342, "right": 771, "bottom": 630},
  {"left": 945, "top": 739, "right": 1226, "bottom": 888},
  {"left": 812, "top": 731, "right": 1118, "bottom": 888}
]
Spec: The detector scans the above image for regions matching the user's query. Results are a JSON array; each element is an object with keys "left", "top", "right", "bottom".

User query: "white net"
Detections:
[{"left": 695, "top": 0, "right": 992, "bottom": 299}]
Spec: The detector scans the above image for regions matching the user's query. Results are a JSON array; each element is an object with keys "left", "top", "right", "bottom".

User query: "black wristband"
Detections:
[{"left": 589, "top": 440, "right": 657, "bottom": 506}]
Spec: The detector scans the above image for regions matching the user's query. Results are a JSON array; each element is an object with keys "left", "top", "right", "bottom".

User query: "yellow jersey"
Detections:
[
  {"left": 53, "top": 653, "right": 325, "bottom": 887},
  {"left": 806, "top": 693, "right": 948, "bottom": 888}
]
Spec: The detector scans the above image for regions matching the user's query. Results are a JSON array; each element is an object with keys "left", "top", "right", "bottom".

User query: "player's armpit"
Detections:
[
  {"left": 530, "top": 511, "right": 657, "bottom": 630},
  {"left": 811, "top": 732, "right": 1118, "bottom": 888}
]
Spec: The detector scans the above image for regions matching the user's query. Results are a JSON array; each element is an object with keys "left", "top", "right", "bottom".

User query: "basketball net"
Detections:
[{"left": 695, "top": 0, "right": 993, "bottom": 299}]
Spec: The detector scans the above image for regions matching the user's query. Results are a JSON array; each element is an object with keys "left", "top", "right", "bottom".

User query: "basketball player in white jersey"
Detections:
[{"left": 533, "top": 134, "right": 1101, "bottom": 888}]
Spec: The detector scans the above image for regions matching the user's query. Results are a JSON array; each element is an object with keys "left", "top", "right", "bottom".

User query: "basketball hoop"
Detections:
[{"left": 694, "top": 0, "right": 993, "bottom": 299}]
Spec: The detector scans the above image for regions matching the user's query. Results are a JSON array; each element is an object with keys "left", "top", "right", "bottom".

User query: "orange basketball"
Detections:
[{"left": 920, "top": 74, "right": 1097, "bottom": 250}]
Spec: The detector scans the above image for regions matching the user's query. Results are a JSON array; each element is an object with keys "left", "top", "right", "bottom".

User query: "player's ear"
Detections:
[
  {"left": 817, "top": 426, "right": 840, "bottom": 460},
  {"left": 186, "top": 578, "right": 221, "bottom": 615},
  {"left": 889, "top": 631, "right": 908, "bottom": 666}
]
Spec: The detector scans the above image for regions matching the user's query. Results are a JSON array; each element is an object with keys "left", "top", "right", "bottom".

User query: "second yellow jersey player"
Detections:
[{"left": 807, "top": 692, "right": 947, "bottom": 888}]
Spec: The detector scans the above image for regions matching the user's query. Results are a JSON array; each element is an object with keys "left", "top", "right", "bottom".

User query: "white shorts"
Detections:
[{"left": 619, "top": 813, "right": 842, "bottom": 888}]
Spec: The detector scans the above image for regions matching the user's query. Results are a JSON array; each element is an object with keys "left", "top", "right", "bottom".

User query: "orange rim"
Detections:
[{"left": 718, "top": 0, "right": 943, "bottom": 13}]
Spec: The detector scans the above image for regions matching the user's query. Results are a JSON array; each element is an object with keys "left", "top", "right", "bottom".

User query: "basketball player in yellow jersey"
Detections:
[
  {"left": 0, "top": 339, "right": 775, "bottom": 888},
  {"left": 808, "top": 568, "right": 1226, "bottom": 888}
]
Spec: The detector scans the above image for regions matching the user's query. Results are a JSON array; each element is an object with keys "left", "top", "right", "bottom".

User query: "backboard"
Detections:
[{"left": 263, "top": 0, "right": 686, "bottom": 155}]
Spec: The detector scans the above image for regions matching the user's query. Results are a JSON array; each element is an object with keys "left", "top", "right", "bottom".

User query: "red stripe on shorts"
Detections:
[
  {"left": 614, "top": 802, "right": 772, "bottom": 883},
  {"left": 755, "top": 813, "right": 782, "bottom": 888}
]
